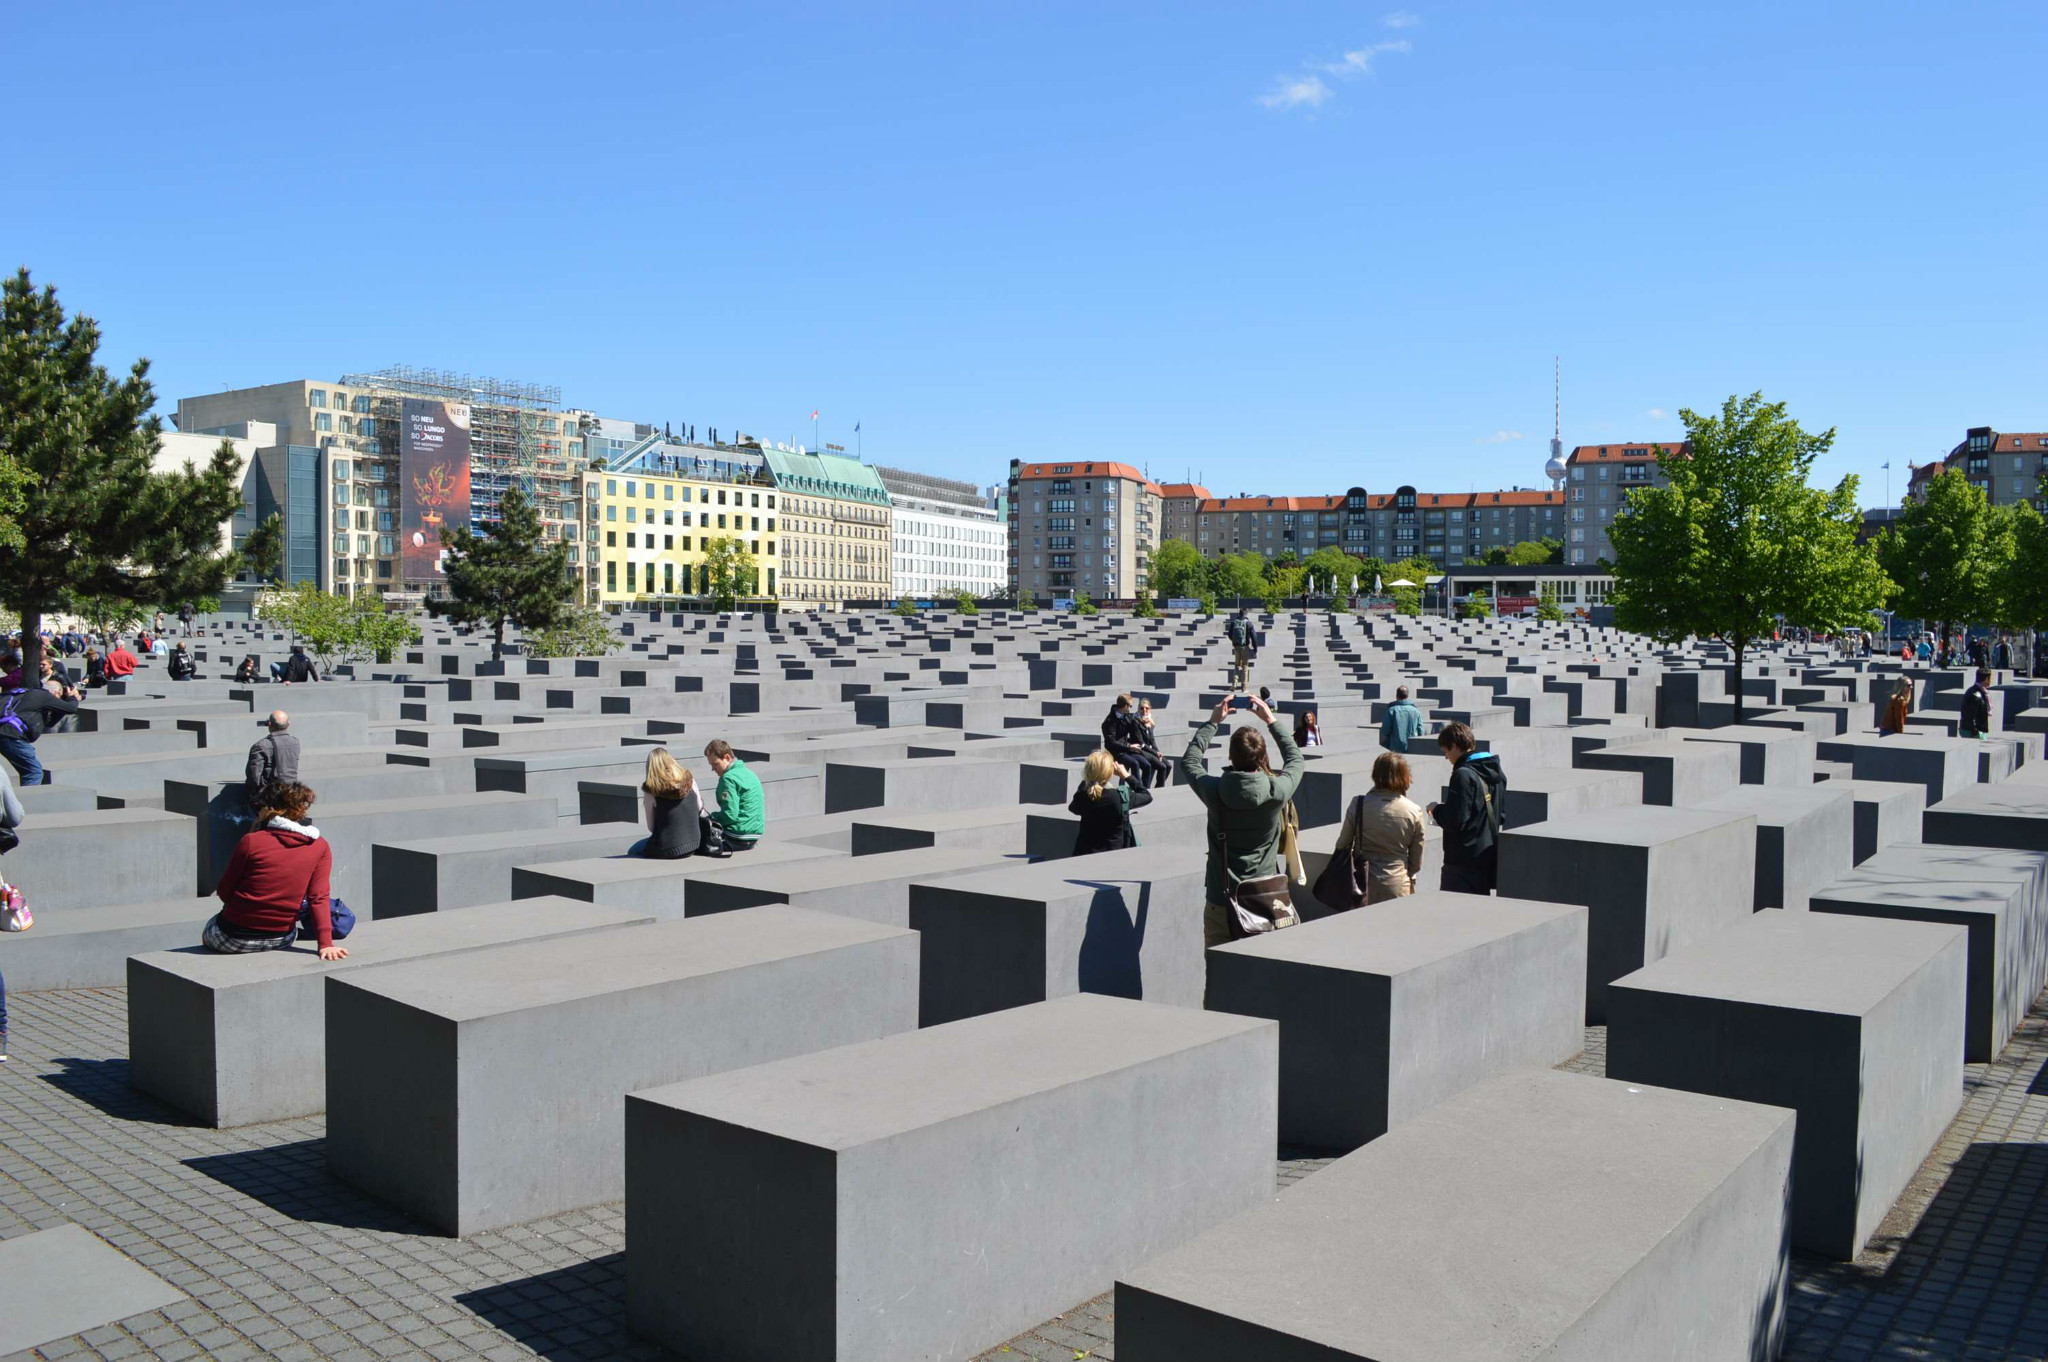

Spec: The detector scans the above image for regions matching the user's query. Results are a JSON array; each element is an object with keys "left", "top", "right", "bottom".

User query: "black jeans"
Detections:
[
  {"left": 1119, "top": 750, "right": 1165, "bottom": 789},
  {"left": 1440, "top": 853, "right": 1496, "bottom": 896}
]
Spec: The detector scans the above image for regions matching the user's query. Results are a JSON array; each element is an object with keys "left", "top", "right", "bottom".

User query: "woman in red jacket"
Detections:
[{"left": 201, "top": 781, "right": 347, "bottom": 961}]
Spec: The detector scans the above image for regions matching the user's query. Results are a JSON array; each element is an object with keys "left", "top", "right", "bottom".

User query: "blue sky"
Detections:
[{"left": 8, "top": 1, "right": 2043, "bottom": 506}]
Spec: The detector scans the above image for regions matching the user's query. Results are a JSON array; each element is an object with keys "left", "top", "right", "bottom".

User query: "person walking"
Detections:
[
  {"left": 1379, "top": 686, "right": 1427, "bottom": 753},
  {"left": 1330, "top": 752, "right": 1427, "bottom": 904},
  {"left": 1183, "top": 693, "right": 1305, "bottom": 945},
  {"left": 179, "top": 602, "right": 195, "bottom": 637},
  {"left": 1225, "top": 612, "right": 1252, "bottom": 692},
  {"left": 1070, "top": 749, "right": 1151, "bottom": 856},
  {"left": 200, "top": 781, "right": 344, "bottom": 961},
  {"left": 1428, "top": 722, "right": 1506, "bottom": 895},
  {"left": 702, "top": 739, "right": 764, "bottom": 853},
  {"left": 245, "top": 711, "right": 300, "bottom": 806},
  {"left": 1101, "top": 694, "right": 1161, "bottom": 790},
  {"left": 631, "top": 748, "right": 703, "bottom": 859},
  {"left": 1960, "top": 668, "right": 1994, "bottom": 740},
  {"left": 1995, "top": 636, "right": 2013, "bottom": 671},
  {"left": 0, "top": 761, "right": 24, "bottom": 1063},
  {"left": 0, "top": 683, "right": 80, "bottom": 786}
]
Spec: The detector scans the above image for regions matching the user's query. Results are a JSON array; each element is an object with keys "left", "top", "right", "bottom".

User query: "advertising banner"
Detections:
[
  {"left": 1497, "top": 595, "right": 1539, "bottom": 613},
  {"left": 400, "top": 398, "right": 471, "bottom": 583}
]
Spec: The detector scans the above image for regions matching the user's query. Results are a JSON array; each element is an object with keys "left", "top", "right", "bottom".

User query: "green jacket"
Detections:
[
  {"left": 712, "top": 760, "right": 765, "bottom": 839},
  {"left": 1181, "top": 719, "right": 1305, "bottom": 904}
]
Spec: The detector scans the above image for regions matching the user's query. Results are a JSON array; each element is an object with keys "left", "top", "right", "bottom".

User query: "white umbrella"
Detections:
[{"left": 1388, "top": 578, "right": 1416, "bottom": 588}]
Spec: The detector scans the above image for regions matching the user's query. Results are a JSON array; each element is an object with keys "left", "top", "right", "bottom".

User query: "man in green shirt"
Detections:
[{"left": 703, "top": 739, "right": 765, "bottom": 853}]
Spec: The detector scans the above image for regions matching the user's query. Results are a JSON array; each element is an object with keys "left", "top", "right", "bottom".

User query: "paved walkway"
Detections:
[{"left": 3, "top": 985, "right": 2045, "bottom": 1362}]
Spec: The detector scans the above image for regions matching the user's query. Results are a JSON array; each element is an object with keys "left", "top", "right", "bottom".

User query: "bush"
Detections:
[
  {"left": 953, "top": 590, "right": 979, "bottom": 615},
  {"left": 1018, "top": 588, "right": 1038, "bottom": 612},
  {"left": 1392, "top": 586, "right": 1422, "bottom": 617},
  {"left": 1199, "top": 591, "right": 1217, "bottom": 617},
  {"left": 528, "top": 604, "right": 617, "bottom": 658},
  {"left": 894, "top": 595, "right": 919, "bottom": 618},
  {"left": 1133, "top": 593, "right": 1158, "bottom": 618},
  {"left": 1461, "top": 593, "right": 1493, "bottom": 620},
  {"left": 1073, "top": 589, "right": 1098, "bottom": 617},
  {"left": 1536, "top": 586, "right": 1566, "bottom": 622}
]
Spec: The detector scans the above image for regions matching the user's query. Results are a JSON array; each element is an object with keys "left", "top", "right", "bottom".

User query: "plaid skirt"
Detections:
[{"left": 201, "top": 913, "right": 296, "bottom": 954}]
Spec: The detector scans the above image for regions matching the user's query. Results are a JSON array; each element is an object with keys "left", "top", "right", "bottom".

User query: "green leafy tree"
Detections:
[
  {"left": 1073, "top": 589, "right": 1098, "bottom": 616},
  {"left": 894, "top": 594, "right": 919, "bottom": 618},
  {"left": 1213, "top": 552, "right": 1267, "bottom": 607},
  {"left": 1300, "top": 546, "right": 1365, "bottom": 596},
  {"left": 1149, "top": 538, "right": 1207, "bottom": 600},
  {"left": 1995, "top": 500, "right": 2048, "bottom": 643},
  {"left": 1461, "top": 591, "right": 1493, "bottom": 619},
  {"left": 0, "top": 268, "right": 244, "bottom": 677},
  {"left": 1536, "top": 584, "right": 1566, "bottom": 622},
  {"left": 345, "top": 594, "right": 422, "bottom": 664},
  {"left": 527, "top": 604, "right": 618, "bottom": 659},
  {"left": 1018, "top": 587, "right": 1037, "bottom": 612},
  {"left": 698, "top": 535, "right": 759, "bottom": 613},
  {"left": 255, "top": 582, "right": 353, "bottom": 669},
  {"left": 63, "top": 594, "right": 147, "bottom": 646},
  {"left": 1265, "top": 566, "right": 1301, "bottom": 612},
  {"left": 1132, "top": 591, "right": 1158, "bottom": 618},
  {"left": 1485, "top": 537, "right": 1565, "bottom": 567},
  {"left": 427, "top": 485, "right": 575, "bottom": 660},
  {"left": 1268, "top": 549, "right": 1299, "bottom": 577},
  {"left": 241, "top": 512, "right": 285, "bottom": 583},
  {"left": 952, "top": 589, "right": 980, "bottom": 615},
  {"left": 1391, "top": 585, "right": 1422, "bottom": 617},
  {"left": 1876, "top": 468, "right": 2007, "bottom": 649},
  {"left": 1610, "top": 393, "right": 1891, "bottom": 723}
]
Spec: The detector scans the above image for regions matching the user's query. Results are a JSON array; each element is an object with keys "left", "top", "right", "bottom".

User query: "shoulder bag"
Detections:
[
  {"left": 1213, "top": 813, "right": 1297, "bottom": 939},
  {"left": 1311, "top": 795, "right": 1369, "bottom": 913}
]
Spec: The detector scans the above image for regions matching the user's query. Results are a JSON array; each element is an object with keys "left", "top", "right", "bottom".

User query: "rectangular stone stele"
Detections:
[
  {"left": 1607, "top": 909, "right": 1966, "bottom": 1259},
  {"left": 1115, "top": 1068, "right": 1794, "bottom": 1362},
  {"left": 0, "top": 1224, "right": 187, "bottom": 1356},
  {"left": 1206, "top": 892, "right": 1587, "bottom": 1151},
  {"left": 624, "top": 994, "right": 1276, "bottom": 1362},
  {"left": 324, "top": 904, "right": 919, "bottom": 1236}
]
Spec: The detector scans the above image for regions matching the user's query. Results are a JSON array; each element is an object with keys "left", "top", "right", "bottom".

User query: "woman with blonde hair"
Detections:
[
  {"left": 632, "top": 747, "right": 703, "bottom": 859},
  {"left": 1069, "top": 748, "right": 1151, "bottom": 856},
  {"left": 1330, "top": 752, "right": 1428, "bottom": 904},
  {"left": 1879, "top": 677, "right": 1914, "bottom": 737}
]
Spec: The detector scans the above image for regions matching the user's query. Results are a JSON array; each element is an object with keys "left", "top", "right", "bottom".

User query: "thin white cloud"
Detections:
[
  {"left": 1258, "top": 75, "right": 1334, "bottom": 110},
  {"left": 1260, "top": 33, "right": 1413, "bottom": 112},
  {"left": 1646, "top": 407, "right": 1667, "bottom": 419},
  {"left": 1478, "top": 430, "right": 1526, "bottom": 444},
  {"left": 1383, "top": 11, "right": 1422, "bottom": 28}
]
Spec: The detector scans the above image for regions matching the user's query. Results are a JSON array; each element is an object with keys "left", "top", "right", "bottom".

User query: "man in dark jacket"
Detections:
[
  {"left": 0, "top": 686, "right": 81, "bottom": 786},
  {"left": 1428, "top": 721, "right": 1506, "bottom": 895},
  {"left": 1101, "top": 694, "right": 1162, "bottom": 789},
  {"left": 1224, "top": 613, "right": 1252, "bottom": 692},
  {"left": 245, "top": 711, "right": 301, "bottom": 804},
  {"left": 1960, "top": 669, "right": 1994, "bottom": 740}
]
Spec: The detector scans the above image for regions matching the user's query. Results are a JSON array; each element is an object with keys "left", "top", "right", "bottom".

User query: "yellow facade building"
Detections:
[{"left": 582, "top": 464, "right": 781, "bottom": 606}]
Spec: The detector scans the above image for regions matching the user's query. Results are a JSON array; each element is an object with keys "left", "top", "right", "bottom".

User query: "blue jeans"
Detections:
[{"left": 0, "top": 736, "right": 41, "bottom": 787}]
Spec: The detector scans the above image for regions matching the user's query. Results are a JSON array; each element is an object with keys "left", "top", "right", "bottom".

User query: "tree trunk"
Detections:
[
  {"left": 492, "top": 615, "right": 505, "bottom": 663},
  {"left": 20, "top": 605, "right": 44, "bottom": 687},
  {"left": 1732, "top": 635, "right": 1746, "bottom": 727}
]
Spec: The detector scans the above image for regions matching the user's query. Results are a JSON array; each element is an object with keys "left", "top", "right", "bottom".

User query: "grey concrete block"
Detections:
[
  {"left": 1810, "top": 843, "right": 2048, "bottom": 1061},
  {"left": 624, "top": 995, "right": 1276, "bottom": 1362},
  {"left": 1923, "top": 780, "right": 2048, "bottom": 853},
  {"left": 1608, "top": 910, "right": 1966, "bottom": 1259},
  {"left": 509, "top": 840, "right": 844, "bottom": 913},
  {"left": 0, "top": 1224, "right": 187, "bottom": 1356},
  {"left": 1835, "top": 734, "right": 1979, "bottom": 807},
  {"left": 1683, "top": 726, "right": 1818, "bottom": 787},
  {"left": 910, "top": 844, "right": 1208, "bottom": 1026},
  {"left": 1576, "top": 736, "right": 1742, "bottom": 806},
  {"left": 1831, "top": 778, "right": 1927, "bottom": 864},
  {"left": 0, "top": 896, "right": 215, "bottom": 991},
  {"left": 127, "top": 898, "right": 651, "bottom": 1126},
  {"left": 1693, "top": 785, "right": 1856, "bottom": 911},
  {"left": 371, "top": 822, "right": 654, "bottom": 916},
  {"left": 1498, "top": 763, "right": 1645, "bottom": 828},
  {"left": 325, "top": 905, "right": 920, "bottom": 1235},
  {"left": 848, "top": 805, "right": 1028, "bottom": 856},
  {"left": 0, "top": 808, "right": 196, "bottom": 910},
  {"left": 1497, "top": 806, "right": 1759, "bottom": 1021},
  {"left": 1207, "top": 892, "right": 1587, "bottom": 1150},
  {"left": 1115, "top": 1068, "right": 1794, "bottom": 1362},
  {"left": 682, "top": 845, "right": 1015, "bottom": 926}
]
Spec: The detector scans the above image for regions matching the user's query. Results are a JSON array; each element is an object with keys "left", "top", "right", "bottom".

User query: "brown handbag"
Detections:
[{"left": 1311, "top": 797, "right": 1369, "bottom": 912}]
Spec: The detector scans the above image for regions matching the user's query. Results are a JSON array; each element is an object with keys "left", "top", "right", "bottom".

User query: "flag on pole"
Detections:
[
  {"left": 810, "top": 410, "right": 818, "bottom": 421},
  {"left": 854, "top": 421, "right": 860, "bottom": 433},
  {"left": 1881, "top": 461, "right": 1891, "bottom": 469}
]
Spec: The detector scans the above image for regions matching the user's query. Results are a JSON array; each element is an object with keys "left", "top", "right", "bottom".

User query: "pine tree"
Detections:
[
  {"left": 242, "top": 512, "right": 285, "bottom": 582},
  {"left": 0, "top": 269, "right": 244, "bottom": 677},
  {"left": 427, "top": 485, "right": 574, "bottom": 660}
]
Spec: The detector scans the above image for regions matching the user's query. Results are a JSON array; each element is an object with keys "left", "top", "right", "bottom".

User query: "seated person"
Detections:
[
  {"left": 701, "top": 739, "right": 764, "bottom": 854},
  {"left": 234, "top": 654, "right": 260, "bottom": 684},
  {"left": 200, "top": 781, "right": 346, "bottom": 962},
  {"left": 631, "top": 747, "right": 703, "bottom": 859}
]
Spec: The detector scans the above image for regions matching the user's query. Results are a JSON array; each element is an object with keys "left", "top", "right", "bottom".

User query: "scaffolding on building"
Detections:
[{"left": 340, "top": 367, "right": 579, "bottom": 545}]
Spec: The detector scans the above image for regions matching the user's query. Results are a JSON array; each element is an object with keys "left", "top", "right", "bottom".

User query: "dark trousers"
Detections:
[
  {"left": 1119, "top": 750, "right": 1165, "bottom": 789},
  {"left": 1440, "top": 852, "right": 1496, "bottom": 896}
]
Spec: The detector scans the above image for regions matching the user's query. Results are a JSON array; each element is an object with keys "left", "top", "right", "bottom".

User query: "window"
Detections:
[
  {"left": 663, "top": 534, "right": 673, "bottom": 549},
  {"left": 308, "top": 390, "right": 327, "bottom": 408},
  {"left": 606, "top": 530, "right": 616, "bottom": 547},
  {"left": 606, "top": 505, "right": 616, "bottom": 522},
  {"left": 332, "top": 533, "right": 349, "bottom": 555},
  {"left": 665, "top": 484, "right": 674, "bottom": 500},
  {"left": 606, "top": 479, "right": 617, "bottom": 496},
  {"left": 352, "top": 395, "right": 371, "bottom": 413},
  {"left": 607, "top": 561, "right": 617, "bottom": 592},
  {"left": 377, "top": 535, "right": 396, "bottom": 557},
  {"left": 332, "top": 460, "right": 350, "bottom": 480},
  {"left": 626, "top": 481, "right": 637, "bottom": 498},
  {"left": 314, "top": 412, "right": 333, "bottom": 432},
  {"left": 334, "top": 484, "right": 349, "bottom": 506},
  {"left": 627, "top": 506, "right": 638, "bottom": 524},
  {"left": 626, "top": 533, "right": 637, "bottom": 548}
]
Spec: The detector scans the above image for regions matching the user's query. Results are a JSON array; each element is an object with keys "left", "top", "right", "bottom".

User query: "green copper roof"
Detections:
[{"left": 761, "top": 447, "right": 891, "bottom": 506}]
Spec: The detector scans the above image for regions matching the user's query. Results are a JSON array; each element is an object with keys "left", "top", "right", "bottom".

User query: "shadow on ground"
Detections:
[
  {"left": 184, "top": 1137, "right": 426, "bottom": 1233},
  {"left": 456, "top": 1252, "right": 676, "bottom": 1362},
  {"left": 39, "top": 1057, "right": 195, "bottom": 1127}
]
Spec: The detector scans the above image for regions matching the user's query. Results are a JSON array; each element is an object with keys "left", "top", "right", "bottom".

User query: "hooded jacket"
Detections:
[
  {"left": 1069, "top": 780, "right": 1151, "bottom": 856},
  {"left": 1433, "top": 751, "right": 1506, "bottom": 866},
  {"left": 1182, "top": 719, "right": 1305, "bottom": 904},
  {"left": 215, "top": 816, "right": 333, "bottom": 948}
]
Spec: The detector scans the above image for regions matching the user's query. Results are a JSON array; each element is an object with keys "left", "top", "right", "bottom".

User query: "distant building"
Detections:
[
  {"left": 1562, "top": 441, "right": 1686, "bottom": 565},
  {"left": 878, "top": 466, "right": 1004, "bottom": 601},
  {"left": 1007, "top": 460, "right": 1162, "bottom": 602},
  {"left": 1907, "top": 427, "right": 2047, "bottom": 510},
  {"left": 1155, "top": 482, "right": 1212, "bottom": 547},
  {"left": 579, "top": 457, "right": 780, "bottom": 608},
  {"left": 1167, "top": 485, "right": 1566, "bottom": 570},
  {"left": 761, "top": 447, "right": 893, "bottom": 607}
]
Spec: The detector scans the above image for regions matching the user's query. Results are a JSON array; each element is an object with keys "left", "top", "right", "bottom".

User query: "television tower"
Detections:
[{"left": 1544, "top": 356, "right": 1567, "bottom": 490}]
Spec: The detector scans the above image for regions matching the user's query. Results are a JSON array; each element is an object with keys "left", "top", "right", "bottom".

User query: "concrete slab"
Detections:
[
  {"left": 509, "top": 840, "right": 845, "bottom": 913},
  {"left": 1924, "top": 780, "right": 2048, "bottom": 854},
  {"left": 0, "top": 896, "right": 215, "bottom": 991},
  {"left": 624, "top": 995, "right": 1275, "bottom": 1362},
  {"left": 1693, "top": 784, "right": 1856, "bottom": 911},
  {"left": 1114, "top": 1068, "right": 1794, "bottom": 1362},
  {"left": 1609, "top": 910, "right": 1966, "bottom": 1258},
  {"left": 324, "top": 905, "right": 919, "bottom": 1235},
  {"left": 1206, "top": 892, "right": 1587, "bottom": 1150},
  {"left": 0, "top": 1224, "right": 187, "bottom": 1356},
  {"left": 1576, "top": 736, "right": 1742, "bottom": 806},
  {"left": 682, "top": 845, "right": 1015, "bottom": 925}
]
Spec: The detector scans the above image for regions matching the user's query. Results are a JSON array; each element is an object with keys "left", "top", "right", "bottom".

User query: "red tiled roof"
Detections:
[
  {"left": 1565, "top": 441, "right": 1687, "bottom": 464},
  {"left": 1156, "top": 483, "right": 1212, "bottom": 500},
  {"left": 1015, "top": 461, "right": 1149, "bottom": 484},
  {"left": 1198, "top": 494, "right": 1346, "bottom": 513},
  {"left": 1195, "top": 489, "right": 1562, "bottom": 512}
]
